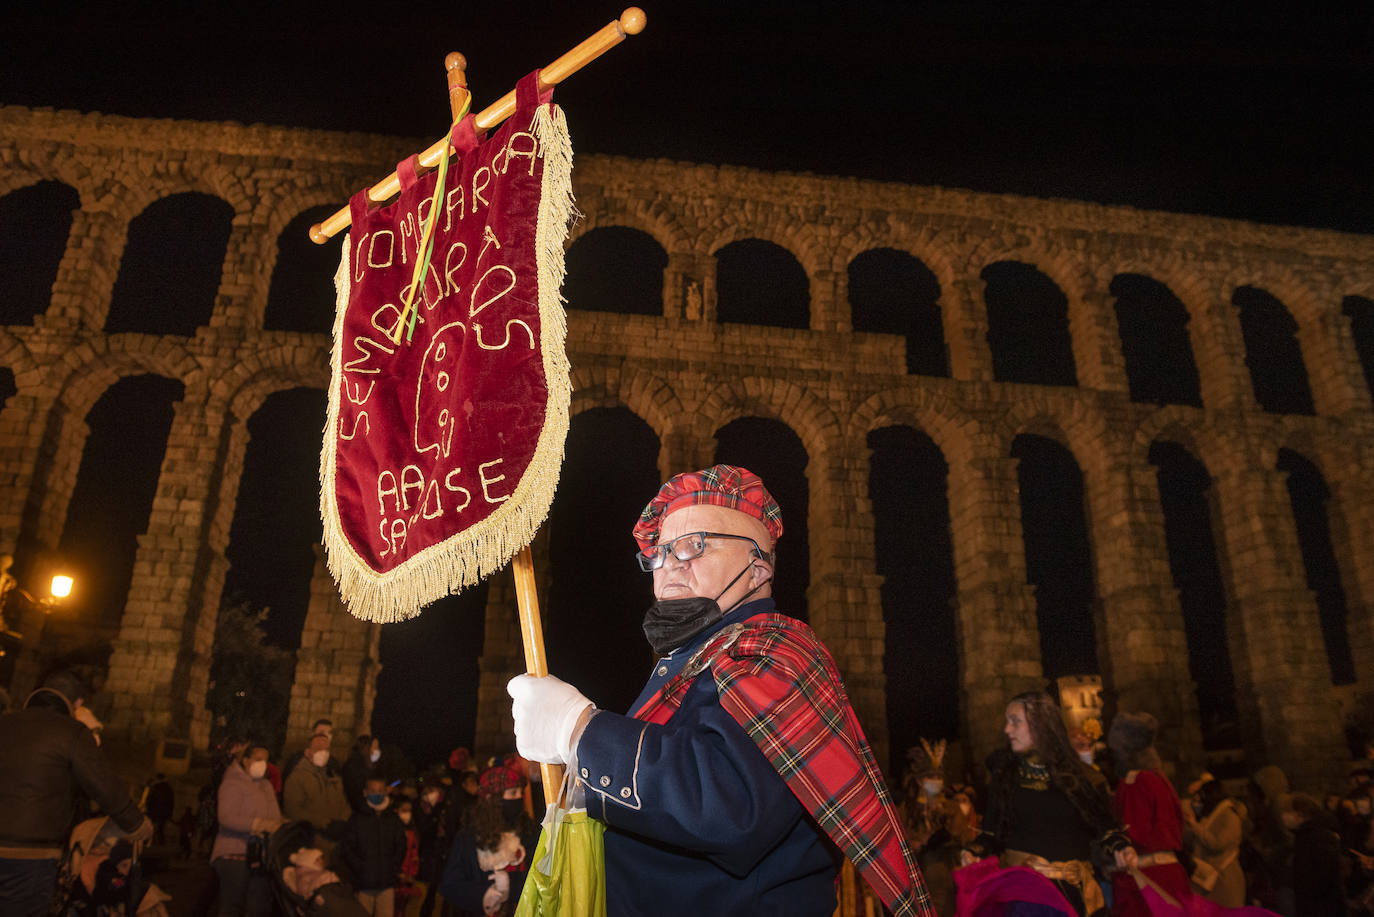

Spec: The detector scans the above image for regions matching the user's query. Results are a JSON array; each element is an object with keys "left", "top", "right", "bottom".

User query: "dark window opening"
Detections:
[
  {"left": 564, "top": 227, "right": 667, "bottom": 316},
  {"left": 1111, "top": 274, "right": 1202, "bottom": 407},
  {"left": 1011, "top": 433, "right": 1098, "bottom": 678},
  {"left": 1149, "top": 441, "right": 1238, "bottom": 747},
  {"left": 1341, "top": 295, "right": 1374, "bottom": 404},
  {"left": 264, "top": 206, "right": 343, "bottom": 334},
  {"left": 1233, "top": 286, "right": 1315, "bottom": 415},
  {"left": 1277, "top": 448, "right": 1355, "bottom": 684},
  {"left": 848, "top": 248, "right": 948, "bottom": 376},
  {"left": 57, "top": 375, "right": 185, "bottom": 639},
  {"left": 982, "top": 261, "right": 1077, "bottom": 386},
  {"left": 715, "top": 417, "right": 810, "bottom": 620},
  {"left": 0, "top": 180, "right": 79, "bottom": 326},
  {"left": 868, "top": 425, "right": 958, "bottom": 778},
  {"left": 715, "top": 239, "right": 809, "bottom": 329},
  {"left": 107, "top": 193, "right": 234, "bottom": 335},
  {"left": 546, "top": 407, "right": 662, "bottom": 714}
]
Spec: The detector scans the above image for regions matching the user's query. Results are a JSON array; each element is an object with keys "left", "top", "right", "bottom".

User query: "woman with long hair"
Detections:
[{"left": 975, "top": 691, "right": 1135, "bottom": 916}]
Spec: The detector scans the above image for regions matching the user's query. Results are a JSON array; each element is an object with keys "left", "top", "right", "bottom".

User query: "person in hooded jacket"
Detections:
[
  {"left": 0, "top": 670, "right": 152, "bottom": 917},
  {"left": 340, "top": 777, "right": 407, "bottom": 916}
]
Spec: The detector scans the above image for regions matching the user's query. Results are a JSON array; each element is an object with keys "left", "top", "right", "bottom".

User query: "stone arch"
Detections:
[
  {"left": 209, "top": 341, "right": 329, "bottom": 412},
  {"left": 1098, "top": 252, "right": 1231, "bottom": 408},
  {"left": 263, "top": 203, "right": 347, "bottom": 334},
  {"left": 963, "top": 236, "right": 1093, "bottom": 310},
  {"left": 988, "top": 394, "right": 1121, "bottom": 482},
  {"left": 100, "top": 157, "right": 255, "bottom": 230},
  {"left": 831, "top": 218, "right": 960, "bottom": 295},
  {"left": 1130, "top": 405, "right": 1233, "bottom": 479},
  {"left": 51, "top": 338, "right": 205, "bottom": 420},
  {"left": 696, "top": 377, "right": 842, "bottom": 465},
  {"left": 565, "top": 192, "right": 690, "bottom": 257},
  {"left": 699, "top": 210, "right": 829, "bottom": 282},
  {"left": 979, "top": 259, "right": 1078, "bottom": 387},
  {"left": 0, "top": 329, "right": 47, "bottom": 392},
  {"left": 567, "top": 363, "right": 680, "bottom": 444},
  {"left": 245, "top": 178, "right": 357, "bottom": 330},
  {"left": 848, "top": 387, "right": 981, "bottom": 468},
  {"left": 222, "top": 360, "right": 332, "bottom": 424}
]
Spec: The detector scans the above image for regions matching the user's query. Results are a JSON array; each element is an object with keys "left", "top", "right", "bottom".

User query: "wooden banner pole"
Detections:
[
  {"left": 309, "top": 7, "right": 646, "bottom": 244},
  {"left": 511, "top": 543, "right": 564, "bottom": 796}
]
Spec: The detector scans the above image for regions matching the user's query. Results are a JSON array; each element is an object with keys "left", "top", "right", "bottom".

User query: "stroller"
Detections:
[
  {"left": 55, "top": 816, "right": 172, "bottom": 916},
  {"left": 265, "top": 820, "right": 368, "bottom": 917}
]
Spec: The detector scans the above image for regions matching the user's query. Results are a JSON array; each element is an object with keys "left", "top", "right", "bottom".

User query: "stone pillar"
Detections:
[
  {"left": 1211, "top": 462, "right": 1348, "bottom": 789},
  {"left": 664, "top": 252, "right": 693, "bottom": 319},
  {"left": 40, "top": 208, "right": 126, "bottom": 330},
  {"left": 951, "top": 452, "right": 1044, "bottom": 767},
  {"left": 1305, "top": 310, "right": 1374, "bottom": 416},
  {"left": 104, "top": 398, "right": 235, "bottom": 747},
  {"left": 0, "top": 391, "right": 59, "bottom": 555},
  {"left": 1196, "top": 298, "right": 1258, "bottom": 412},
  {"left": 810, "top": 268, "right": 844, "bottom": 333},
  {"left": 1068, "top": 290, "right": 1130, "bottom": 395},
  {"left": 1326, "top": 465, "right": 1374, "bottom": 685},
  {"left": 285, "top": 545, "right": 381, "bottom": 754},
  {"left": 943, "top": 277, "right": 995, "bottom": 382},
  {"left": 1086, "top": 458, "right": 1205, "bottom": 775},
  {"left": 804, "top": 446, "right": 889, "bottom": 770}
]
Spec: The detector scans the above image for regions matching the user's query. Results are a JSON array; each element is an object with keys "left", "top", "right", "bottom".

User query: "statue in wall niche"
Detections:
[{"left": 684, "top": 278, "right": 703, "bottom": 321}]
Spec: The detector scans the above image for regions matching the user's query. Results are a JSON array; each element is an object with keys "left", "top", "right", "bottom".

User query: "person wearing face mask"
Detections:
[
  {"left": 345, "top": 735, "right": 384, "bottom": 814},
  {"left": 507, "top": 465, "right": 932, "bottom": 917},
  {"left": 340, "top": 778, "right": 407, "bottom": 916},
  {"left": 210, "top": 743, "right": 283, "bottom": 916},
  {"left": 284, "top": 734, "right": 352, "bottom": 862},
  {"left": 1105, "top": 711, "right": 1191, "bottom": 916}
]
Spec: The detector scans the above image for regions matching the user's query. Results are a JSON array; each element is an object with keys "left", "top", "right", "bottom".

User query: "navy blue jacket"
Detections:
[{"left": 575, "top": 598, "right": 840, "bottom": 917}]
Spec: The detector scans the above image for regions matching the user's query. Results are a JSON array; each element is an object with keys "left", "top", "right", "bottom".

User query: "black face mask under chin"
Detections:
[{"left": 642, "top": 562, "right": 767, "bottom": 656}]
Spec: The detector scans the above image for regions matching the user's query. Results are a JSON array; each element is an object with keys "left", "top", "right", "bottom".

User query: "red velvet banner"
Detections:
[{"left": 321, "top": 72, "right": 573, "bottom": 622}]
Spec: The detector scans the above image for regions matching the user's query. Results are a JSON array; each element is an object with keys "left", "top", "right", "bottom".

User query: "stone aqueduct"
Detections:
[{"left": 2, "top": 104, "right": 1373, "bottom": 789}]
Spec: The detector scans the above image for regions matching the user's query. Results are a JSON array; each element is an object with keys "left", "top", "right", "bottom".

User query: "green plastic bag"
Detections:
[{"left": 514, "top": 800, "right": 606, "bottom": 917}]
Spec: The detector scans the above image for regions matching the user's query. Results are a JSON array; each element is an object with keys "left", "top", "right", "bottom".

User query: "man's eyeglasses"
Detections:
[{"left": 636, "top": 531, "right": 769, "bottom": 572}]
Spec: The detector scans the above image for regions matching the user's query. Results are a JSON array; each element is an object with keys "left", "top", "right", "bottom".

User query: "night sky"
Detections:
[
  {"left": 2, "top": 1, "right": 1370, "bottom": 232},
  {"left": 5, "top": 1, "right": 1371, "bottom": 765}
]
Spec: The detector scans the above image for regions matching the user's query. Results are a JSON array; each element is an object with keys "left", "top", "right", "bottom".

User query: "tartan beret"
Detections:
[
  {"left": 478, "top": 763, "right": 525, "bottom": 800},
  {"left": 633, "top": 464, "right": 783, "bottom": 551}
]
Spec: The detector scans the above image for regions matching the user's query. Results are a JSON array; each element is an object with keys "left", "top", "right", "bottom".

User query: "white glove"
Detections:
[{"left": 507, "top": 673, "right": 593, "bottom": 764}]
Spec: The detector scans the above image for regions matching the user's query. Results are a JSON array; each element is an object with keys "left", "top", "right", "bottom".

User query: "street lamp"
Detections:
[{"left": 49, "top": 574, "right": 73, "bottom": 602}]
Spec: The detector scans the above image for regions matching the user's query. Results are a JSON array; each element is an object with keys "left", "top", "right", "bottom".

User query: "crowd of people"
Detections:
[
  {"left": 895, "top": 694, "right": 1368, "bottom": 917},
  {"left": 196, "top": 721, "right": 542, "bottom": 917},
  {"left": 3, "top": 463, "right": 1369, "bottom": 917},
  {"left": 0, "top": 674, "right": 545, "bottom": 917}
]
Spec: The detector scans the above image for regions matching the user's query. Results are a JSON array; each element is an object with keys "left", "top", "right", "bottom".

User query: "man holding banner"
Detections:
[{"left": 509, "top": 465, "right": 934, "bottom": 916}]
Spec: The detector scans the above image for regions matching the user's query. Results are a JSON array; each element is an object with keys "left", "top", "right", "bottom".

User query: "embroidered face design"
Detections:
[{"left": 414, "top": 320, "right": 467, "bottom": 459}]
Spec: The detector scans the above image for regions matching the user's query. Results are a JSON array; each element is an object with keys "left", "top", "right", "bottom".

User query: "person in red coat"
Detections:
[{"left": 1107, "top": 712, "right": 1192, "bottom": 916}]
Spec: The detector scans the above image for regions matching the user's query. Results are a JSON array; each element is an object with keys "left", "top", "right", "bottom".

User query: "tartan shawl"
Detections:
[{"left": 633, "top": 613, "right": 935, "bottom": 917}]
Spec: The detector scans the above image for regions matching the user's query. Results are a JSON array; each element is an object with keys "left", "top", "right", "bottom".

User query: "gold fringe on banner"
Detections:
[{"left": 319, "top": 103, "right": 576, "bottom": 623}]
